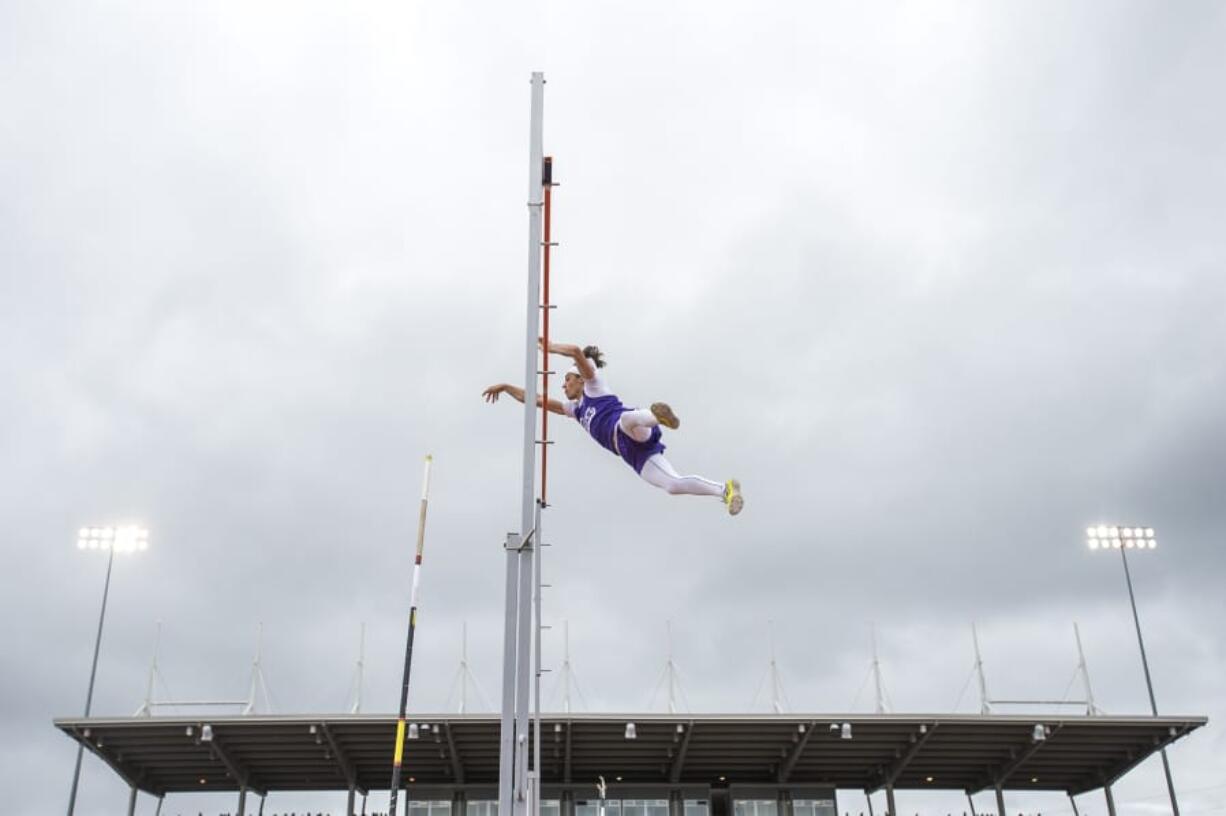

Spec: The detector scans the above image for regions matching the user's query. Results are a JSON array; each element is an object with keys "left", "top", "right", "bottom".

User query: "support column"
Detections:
[
  {"left": 1104, "top": 785, "right": 1117, "bottom": 816},
  {"left": 514, "top": 537, "right": 535, "bottom": 816},
  {"left": 500, "top": 536, "right": 522, "bottom": 816},
  {"left": 1067, "top": 793, "right": 1080, "bottom": 816},
  {"left": 994, "top": 786, "right": 1005, "bottom": 816},
  {"left": 865, "top": 791, "right": 874, "bottom": 816},
  {"left": 885, "top": 783, "right": 896, "bottom": 816},
  {"left": 964, "top": 792, "right": 974, "bottom": 816},
  {"left": 237, "top": 784, "right": 247, "bottom": 816},
  {"left": 127, "top": 785, "right": 138, "bottom": 816},
  {"left": 500, "top": 68, "right": 546, "bottom": 816},
  {"left": 259, "top": 792, "right": 266, "bottom": 815},
  {"left": 348, "top": 784, "right": 356, "bottom": 816}
]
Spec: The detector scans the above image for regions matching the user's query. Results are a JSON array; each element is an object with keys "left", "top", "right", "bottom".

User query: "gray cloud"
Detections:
[{"left": 2, "top": 1, "right": 1224, "bottom": 815}]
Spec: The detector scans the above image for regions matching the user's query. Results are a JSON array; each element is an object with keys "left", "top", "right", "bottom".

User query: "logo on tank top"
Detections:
[{"left": 580, "top": 406, "right": 596, "bottom": 432}]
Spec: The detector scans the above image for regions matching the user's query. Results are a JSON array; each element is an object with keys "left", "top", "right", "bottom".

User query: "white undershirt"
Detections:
[{"left": 562, "top": 371, "right": 610, "bottom": 417}]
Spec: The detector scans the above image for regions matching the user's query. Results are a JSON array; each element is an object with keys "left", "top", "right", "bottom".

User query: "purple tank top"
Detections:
[{"left": 574, "top": 391, "right": 625, "bottom": 456}]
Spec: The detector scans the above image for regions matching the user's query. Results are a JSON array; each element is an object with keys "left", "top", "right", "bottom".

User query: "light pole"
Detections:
[
  {"left": 1085, "top": 524, "right": 1179, "bottom": 816},
  {"left": 67, "top": 525, "right": 149, "bottom": 816}
]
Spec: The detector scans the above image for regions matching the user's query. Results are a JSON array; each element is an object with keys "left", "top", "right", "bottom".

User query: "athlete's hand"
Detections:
[{"left": 482, "top": 384, "right": 505, "bottom": 403}]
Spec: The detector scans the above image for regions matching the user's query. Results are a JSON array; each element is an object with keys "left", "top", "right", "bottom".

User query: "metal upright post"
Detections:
[
  {"left": 127, "top": 784, "right": 138, "bottom": 816},
  {"left": 767, "top": 621, "right": 784, "bottom": 715},
  {"left": 534, "top": 499, "right": 544, "bottom": 816},
  {"left": 1103, "top": 784, "right": 1117, "bottom": 816},
  {"left": 885, "top": 783, "right": 896, "bottom": 816},
  {"left": 994, "top": 785, "right": 1005, "bottom": 816},
  {"left": 1118, "top": 545, "right": 1180, "bottom": 816},
  {"left": 972, "top": 623, "right": 990, "bottom": 714},
  {"left": 515, "top": 529, "right": 535, "bottom": 816},
  {"left": 871, "top": 624, "right": 885, "bottom": 714},
  {"left": 137, "top": 620, "right": 162, "bottom": 716},
  {"left": 500, "top": 531, "right": 523, "bottom": 816},
  {"left": 561, "top": 621, "right": 573, "bottom": 714},
  {"left": 668, "top": 621, "right": 678, "bottom": 715},
  {"left": 460, "top": 622, "right": 469, "bottom": 714},
  {"left": 67, "top": 543, "right": 115, "bottom": 816},
  {"left": 500, "top": 70, "right": 546, "bottom": 816},
  {"left": 352, "top": 623, "right": 366, "bottom": 715},
  {"left": 237, "top": 785, "right": 247, "bottom": 816},
  {"left": 1073, "top": 623, "right": 1097, "bottom": 716}
]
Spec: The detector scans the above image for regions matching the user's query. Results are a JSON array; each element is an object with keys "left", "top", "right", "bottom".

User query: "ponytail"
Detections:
[{"left": 582, "top": 345, "right": 606, "bottom": 368}]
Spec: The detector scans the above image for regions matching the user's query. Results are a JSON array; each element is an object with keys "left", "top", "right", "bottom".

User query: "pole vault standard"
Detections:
[
  {"left": 499, "top": 71, "right": 547, "bottom": 816},
  {"left": 534, "top": 150, "right": 557, "bottom": 816},
  {"left": 388, "top": 454, "right": 434, "bottom": 816}
]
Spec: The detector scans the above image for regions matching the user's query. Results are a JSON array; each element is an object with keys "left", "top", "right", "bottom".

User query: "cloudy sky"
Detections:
[{"left": 2, "top": 1, "right": 1224, "bottom": 814}]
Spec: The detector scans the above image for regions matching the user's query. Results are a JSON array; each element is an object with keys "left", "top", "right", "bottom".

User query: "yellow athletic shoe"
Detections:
[
  {"left": 723, "top": 479, "right": 743, "bottom": 516},
  {"left": 651, "top": 402, "right": 680, "bottom": 430}
]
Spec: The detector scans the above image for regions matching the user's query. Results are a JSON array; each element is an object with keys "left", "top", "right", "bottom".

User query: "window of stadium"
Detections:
[
  {"left": 622, "top": 799, "right": 669, "bottom": 816},
  {"left": 411, "top": 800, "right": 453, "bottom": 816},
  {"left": 576, "top": 799, "right": 622, "bottom": 816},
  {"left": 792, "top": 800, "right": 836, "bottom": 816},
  {"left": 684, "top": 799, "right": 710, "bottom": 816},
  {"left": 733, "top": 799, "right": 778, "bottom": 816}
]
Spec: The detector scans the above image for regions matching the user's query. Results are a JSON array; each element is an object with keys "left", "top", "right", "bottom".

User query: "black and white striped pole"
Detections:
[{"left": 388, "top": 454, "right": 434, "bottom": 816}]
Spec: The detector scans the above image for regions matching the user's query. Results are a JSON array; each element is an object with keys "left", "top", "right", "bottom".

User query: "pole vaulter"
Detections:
[
  {"left": 388, "top": 454, "right": 433, "bottom": 816},
  {"left": 491, "top": 67, "right": 746, "bottom": 816}
]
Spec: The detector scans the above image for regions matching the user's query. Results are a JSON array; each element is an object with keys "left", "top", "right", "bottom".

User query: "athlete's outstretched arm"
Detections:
[
  {"left": 483, "top": 383, "right": 568, "bottom": 415},
  {"left": 538, "top": 339, "right": 597, "bottom": 380}
]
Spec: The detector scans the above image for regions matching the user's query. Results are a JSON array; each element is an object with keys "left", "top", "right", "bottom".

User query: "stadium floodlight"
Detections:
[
  {"left": 1032, "top": 724, "right": 1047, "bottom": 742},
  {"left": 67, "top": 523, "right": 150, "bottom": 816},
  {"left": 624, "top": 722, "right": 637, "bottom": 739},
  {"left": 840, "top": 722, "right": 853, "bottom": 740},
  {"left": 1087, "top": 524, "right": 1157, "bottom": 552},
  {"left": 408, "top": 723, "right": 420, "bottom": 740},
  {"left": 201, "top": 724, "right": 214, "bottom": 742},
  {"left": 1081, "top": 523, "right": 1179, "bottom": 816}
]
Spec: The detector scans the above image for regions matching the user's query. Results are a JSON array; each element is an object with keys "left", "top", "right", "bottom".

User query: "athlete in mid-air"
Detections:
[{"left": 483, "top": 340, "right": 743, "bottom": 515}]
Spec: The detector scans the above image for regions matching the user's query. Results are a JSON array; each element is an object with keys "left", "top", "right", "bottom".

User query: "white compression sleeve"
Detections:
[
  {"left": 639, "top": 454, "right": 724, "bottom": 498},
  {"left": 618, "top": 408, "right": 657, "bottom": 443}
]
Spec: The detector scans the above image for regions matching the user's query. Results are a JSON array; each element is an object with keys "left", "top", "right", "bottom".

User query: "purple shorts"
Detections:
[{"left": 614, "top": 425, "right": 666, "bottom": 474}]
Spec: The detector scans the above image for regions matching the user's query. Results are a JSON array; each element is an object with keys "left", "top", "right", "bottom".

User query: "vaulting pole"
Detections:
[{"left": 388, "top": 454, "right": 434, "bottom": 816}]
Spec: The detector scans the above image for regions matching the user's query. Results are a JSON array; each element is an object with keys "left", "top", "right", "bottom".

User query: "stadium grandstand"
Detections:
[{"left": 56, "top": 711, "right": 1204, "bottom": 816}]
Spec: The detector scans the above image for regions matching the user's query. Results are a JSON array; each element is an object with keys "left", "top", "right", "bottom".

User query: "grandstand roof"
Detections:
[{"left": 54, "top": 712, "right": 1205, "bottom": 798}]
